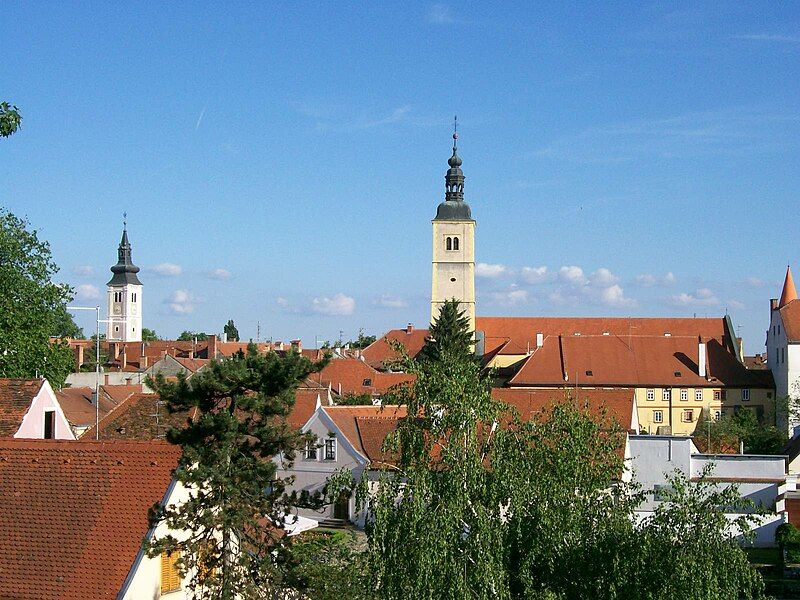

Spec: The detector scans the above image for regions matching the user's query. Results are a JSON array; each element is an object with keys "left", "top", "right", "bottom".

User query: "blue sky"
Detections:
[{"left": 2, "top": 2, "right": 798, "bottom": 352}]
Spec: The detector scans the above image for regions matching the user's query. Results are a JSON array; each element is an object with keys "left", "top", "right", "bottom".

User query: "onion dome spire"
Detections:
[
  {"left": 107, "top": 213, "right": 142, "bottom": 286},
  {"left": 434, "top": 116, "right": 472, "bottom": 221}
]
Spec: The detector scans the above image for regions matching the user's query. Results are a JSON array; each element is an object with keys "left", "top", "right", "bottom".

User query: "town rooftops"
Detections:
[
  {"left": 0, "top": 439, "right": 180, "bottom": 600},
  {"left": 310, "top": 358, "right": 414, "bottom": 397},
  {"left": 361, "top": 324, "right": 428, "bottom": 369},
  {"left": 0, "top": 379, "right": 45, "bottom": 437}
]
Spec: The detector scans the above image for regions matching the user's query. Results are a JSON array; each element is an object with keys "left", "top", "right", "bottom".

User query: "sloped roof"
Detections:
[
  {"left": 476, "top": 316, "right": 728, "bottom": 357},
  {"left": 0, "top": 379, "right": 44, "bottom": 437},
  {"left": 508, "top": 335, "right": 773, "bottom": 388},
  {"left": 56, "top": 387, "right": 117, "bottom": 429},
  {"left": 321, "top": 405, "right": 407, "bottom": 458},
  {"left": 88, "top": 393, "right": 197, "bottom": 440},
  {"left": 0, "top": 439, "right": 180, "bottom": 600},
  {"left": 781, "top": 300, "right": 800, "bottom": 343},
  {"left": 780, "top": 266, "right": 798, "bottom": 308},
  {"left": 172, "top": 357, "right": 210, "bottom": 373},
  {"left": 361, "top": 327, "right": 429, "bottom": 369},
  {"left": 310, "top": 358, "right": 414, "bottom": 397},
  {"left": 492, "top": 387, "right": 637, "bottom": 430},
  {"left": 288, "top": 389, "right": 324, "bottom": 430}
]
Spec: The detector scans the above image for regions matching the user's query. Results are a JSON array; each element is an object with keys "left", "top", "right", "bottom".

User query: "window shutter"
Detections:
[{"left": 160, "top": 551, "right": 181, "bottom": 593}]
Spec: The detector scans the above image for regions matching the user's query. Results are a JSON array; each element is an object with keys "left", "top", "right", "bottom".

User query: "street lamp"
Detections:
[{"left": 67, "top": 306, "right": 126, "bottom": 439}]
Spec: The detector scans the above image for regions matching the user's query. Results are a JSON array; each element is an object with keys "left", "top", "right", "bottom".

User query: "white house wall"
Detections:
[{"left": 14, "top": 380, "right": 76, "bottom": 440}]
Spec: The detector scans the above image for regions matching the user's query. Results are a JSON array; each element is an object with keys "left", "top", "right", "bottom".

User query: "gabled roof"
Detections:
[
  {"left": 0, "top": 439, "right": 180, "bottom": 600},
  {"left": 361, "top": 327, "right": 429, "bottom": 369},
  {"left": 476, "top": 316, "right": 729, "bottom": 357},
  {"left": 172, "top": 357, "right": 210, "bottom": 373},
  {"left": 88, "top": 393, "right": 197, "bottom": 440},
  {"left": 492, "top": 387, "right": 637, "bottom": 430},
  {"left": 0, "top": 379, "right": 45, "bottom": 437},
  {"left": 56, "top": 387, "right": 117, "bottom": 429},
  {"left": 288, "top": 389, "right": 325, "bottom": 430},
  {"left": 320, "top": 405, "right": 407, "bottom": 460},
  {"left": 508, "top": 334, "right": 773, "bottom": 388},
  {"left": 310, "top": 358, "right": 414, "bottom": 397}
]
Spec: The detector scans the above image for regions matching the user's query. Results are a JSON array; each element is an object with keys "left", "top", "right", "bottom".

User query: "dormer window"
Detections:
[{"left": 362, "top": 378, "right": 372, "bottom": 387}]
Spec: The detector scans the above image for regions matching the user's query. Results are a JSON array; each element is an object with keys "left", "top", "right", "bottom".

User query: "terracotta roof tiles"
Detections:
[
  {"left": 0, "top": 439, "right": 180, "bottom": 600},
  {"left": 0, "top": 379, "right": 45, "bottom": 437}
]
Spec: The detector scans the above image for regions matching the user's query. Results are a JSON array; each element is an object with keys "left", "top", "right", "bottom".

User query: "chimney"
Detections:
[
  {"left": 141, "top": 355, "right": 148, "bottom": 369},
  {"left": 121, "top": 350, "right": 127, "bottom": 369},
  {"left": 698, "top": 338, "right": 707, "bottom": 378},
  {"left": 104, "top": 374, "right": 110, "bottom": 385},
  {"left": 221, "top": 332, "right": 227, "bottom": 344},
  {"left": 188, "top": 348, "right": 194, "bottom": 359},
  {"left": 207, "top": 334, "right": 218, "bottom": 360},
  {"left": 407, "top": 323, "right": 414, "bottom": 334},
  {"left": 291, "top": 339, "right": 302, "bottom": 352},
  {"left": 74, "top": 345, "right": 85, "bottom": 370},
  {"left": 160, "top": 350, "right": 167, "bottom": 360},
  {"left": 771, "top": 298, "right": 778, "bottom": 311},
  {"left": 110, "top": 342, "right": 121, "bottom": 360},
  {"left": 536, "top": 332, "right": 544, "bottom": 349}
]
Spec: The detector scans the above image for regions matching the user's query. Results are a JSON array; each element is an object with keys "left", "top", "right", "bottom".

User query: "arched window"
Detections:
[
  {"left": 453, "top": 237, "right": 459, "bottom": 251},
  {"left": 446, "top": 237, "right": 452, "bottom": 251}
]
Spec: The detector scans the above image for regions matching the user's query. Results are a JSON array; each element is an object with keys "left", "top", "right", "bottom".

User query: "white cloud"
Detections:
[
  {"left": 475, "top": 263, "right": 509, "bottom": 279},
  {"left": 744, "top": 277, "right": 766, "bottom": 289},
  {"left": 590, "top": 267, "right": 619, "bottom": 287},
  {"left": 312, "top": 293, "right": 356, "bottom": 316},
  {"left": 598, "top": 284, "right": 636, "bottom": 308},
  {"left": 727, "top": 299, "right": 746, "bottom": 310},
  {"left": 166, "top": 289, "right": 197, "bottom": 314},
  {"left": 668, "top": 289, "right": 720, "bottom": 307},
  {"left": 635, "top": 272, "right": 676, "bottom": 287},
  {"left": 150, "top": 263, "right": 183, "bottom": 277},
  {"left": 72, "top": 265, "right": 94, "bottom": 277},
  {"left": 489, "top": 288, "right": 530, "bottom": 307},
  {"left": 426, "top": 4, "right": 454, "bottom": 24},
  {"left": 520, "top": 266, "right": 549, "bottom": 284},
  {"left": 75, "top": 284, "right": 100, "bottom": 300},
  {"left": 559, "top": 265, "right": 587, "bottom": 286},
  {"left": 375, "top": 294, "right": 408, "bottom": 309},
  {"left": 208, "top": 268, "right": 231, "bottom": 280},
  {"left": 277, "top": 297, "right": 290, "bottom": 308}
]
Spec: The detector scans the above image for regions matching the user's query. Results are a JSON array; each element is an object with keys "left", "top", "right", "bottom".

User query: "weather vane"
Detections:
[
  {"left": 453, "top": 115, "right": 458, "bottom": 140},
  {"left": 123, "top": 211, "right": 127, "bottom": 229}
]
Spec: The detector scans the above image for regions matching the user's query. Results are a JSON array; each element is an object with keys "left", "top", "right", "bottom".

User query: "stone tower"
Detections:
[
  {"left": 431, "top": 120, "right": 475, "bottom": 332},
  {"left": 106, "top": 218, "right": 142, "bottom": 342}
]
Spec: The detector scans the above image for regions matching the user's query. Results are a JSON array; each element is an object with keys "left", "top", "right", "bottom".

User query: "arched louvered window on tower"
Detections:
[
  {"left": 446, "top": 237, "right": 452, "bottom": 251},
  {"left": 453, "top": 237, "right": 459, "bottom": 251}
]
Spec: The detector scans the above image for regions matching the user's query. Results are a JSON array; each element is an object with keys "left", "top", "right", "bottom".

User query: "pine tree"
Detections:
[
  {"left": 145, "top": 345, "right": 326, "bottom": 599},
  {"left": 420, "top": 298, "right": 474, "bottom": 365}
]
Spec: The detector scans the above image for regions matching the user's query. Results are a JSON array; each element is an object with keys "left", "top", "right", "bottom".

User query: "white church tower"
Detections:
[
  {"left": 431, "top": 120, "right": 475, "bottom": 332},
  {"left": 106, "top": 217, "right": 142, "bottom": 342},
  {"left": 767, "top": 265, "right": 800, "bottom": 433}
]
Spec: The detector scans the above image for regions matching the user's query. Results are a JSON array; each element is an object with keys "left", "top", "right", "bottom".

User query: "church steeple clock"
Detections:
[
  {"left": 106, "top": 215, "right": 143, "bottom": 342},
  {"left": 431, "top": 118, "right": 476, "bottom": 332}
]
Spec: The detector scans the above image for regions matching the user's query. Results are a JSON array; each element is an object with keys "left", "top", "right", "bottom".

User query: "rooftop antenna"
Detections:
[{"left": 257, "top": 320, "right": 261, "bottom": 343}]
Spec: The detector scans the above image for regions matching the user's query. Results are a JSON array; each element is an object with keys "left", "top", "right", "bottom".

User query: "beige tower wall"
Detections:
[{"left": 431, "top": 219, "right": 475, "bottom": 332}]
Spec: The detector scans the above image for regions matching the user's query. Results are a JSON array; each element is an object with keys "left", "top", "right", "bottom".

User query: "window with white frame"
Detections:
[
  {"left": 324, "top": 438, "right": 337, "bottom": 461},
  {"left": 680, "top": 389, "right": 688, "bottom": 401},
  {"left": 304, "top": 440, "right": 317, "bottom": 460},
  {"left": 663, "top": 389, "right": 671, "bottom": 401},
  {"left": 653, "top": 410, "right": 663, "bottom": 423},
  {"left": 742, "top": 388, "right": 750, "bottom": 402},
  {"left": 646, "top": 389, "right": 655, "bottom": 401},
  {"left": 714, "top": 410, "right": 721, "bottom": 420},
  {"left": 695, "top": 389, "right": 703, "bottom": 401}
]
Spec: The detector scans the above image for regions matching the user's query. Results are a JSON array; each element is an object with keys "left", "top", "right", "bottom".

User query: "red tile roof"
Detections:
[
  {"left": 361, "top": 327, "right": 429, "bottom": 369},
  {"left": 492, "top": 387, "right": 637, "bottom": 430},
  {"left": 88, "top": 393, "right": 197, "bottom": 441},
  {"left": 310, "top": 358, "right": 414, "bottom": 397},
  {"left": 476, "top": 316, "right": 729, "bottom": 357},
  {"left": 507, "top": 335, "right": 773, "bottom": 388},
  {"left": 288, "top": 389, "right": 324, "bottom": 430},
  {"left": 321, "top": 405, "right": 407, "bottom": 459},
  {"left": 0, "top": 439, "right": 180, "bottom": 600},
  {"left": 56, "top": 387, "right": 117, "bottom": 430},
  {"left": 0, "top": 379, "right": 44, "bottom": 437},
  {"left": 781, "top": 300, "right": 800, "bottom": 343},
  {"left": 172, "top": 357, "right": 210, "bottom": 373}
]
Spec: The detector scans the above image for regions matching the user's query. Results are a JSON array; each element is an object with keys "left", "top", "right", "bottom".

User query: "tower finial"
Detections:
[{"left": 123, "top": 211, "right": 127, "bottom": 230}]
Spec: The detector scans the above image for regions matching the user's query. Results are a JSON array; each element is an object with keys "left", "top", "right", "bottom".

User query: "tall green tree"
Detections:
[
  {"left": 0, "top": 102, "right": 21, "bottom": 137},
  {"left": 0, "top": 209, "right": 75, "bottom": 388},
  {"left": 223, "top": 319, "right": 240, "bottom": 342},
  {"left": 419, "top": 298, "right": 474, "bottom": 365},
  {"left": 340, "top": 303, "right": 767, "bottom": 599},
  {"left": 145, "top": 345, "right": 326, "bottom": 599}
]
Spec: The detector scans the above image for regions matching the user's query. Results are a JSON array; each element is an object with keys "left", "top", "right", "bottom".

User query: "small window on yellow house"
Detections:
[{"left": 160, "top": 551, "right": 182, "bottom": 594}]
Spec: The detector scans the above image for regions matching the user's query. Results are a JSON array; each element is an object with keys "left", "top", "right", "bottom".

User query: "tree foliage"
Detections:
[
  {"left": 695, "top": 407, "right": 787, "bottom": 455},
  {"left": 419, "top": 298, "right": 474, "bottom": 365},
  {"left": 145, "top": 345, "right": 327, "bottom": 599},
  {"left": 178, "top": 330, "right": 208, "bottom": 341},
  {"left": 334, "top": 303, "right": 767, "bottom": 600},
  {"left": 0, "top": 102, "right": 21, "bottom": 137},
  {"left": 141, "top": 327, "right": 160, "bottom": 341},
  {"left": 223, "top": 319, "right": 240, "bottom": 342},
  {"left": 0, "top": 209, "right": 75, "bottom": 388}
]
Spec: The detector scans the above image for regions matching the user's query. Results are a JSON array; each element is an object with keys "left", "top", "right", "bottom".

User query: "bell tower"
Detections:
[
  {"left": 106, "top": 215, "right": 142, "bottom": 342},
  {"left": 431, "top": 118, "right": 475, "bottom": 332}
]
